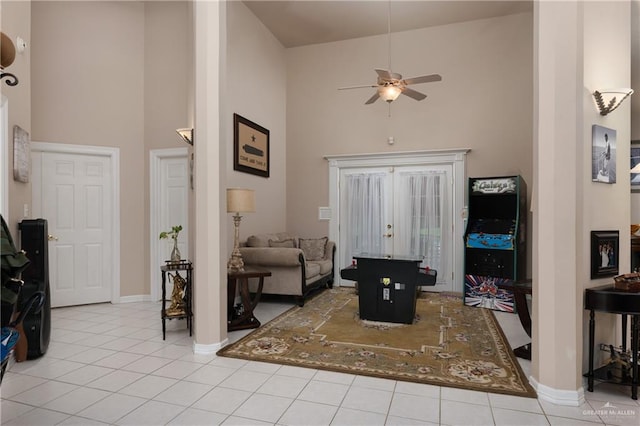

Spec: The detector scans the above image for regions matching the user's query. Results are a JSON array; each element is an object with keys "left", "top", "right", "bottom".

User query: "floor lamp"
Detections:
[{"left": 227, "top": 188, "right": 255, "bottom": 273}]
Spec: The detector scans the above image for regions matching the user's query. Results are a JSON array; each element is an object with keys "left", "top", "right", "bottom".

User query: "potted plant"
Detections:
[{"left": 159, "top": 225, "right": 183, "bottom": 262}]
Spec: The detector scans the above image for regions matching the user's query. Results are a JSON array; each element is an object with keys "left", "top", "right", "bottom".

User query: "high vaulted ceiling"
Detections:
[{"left": 243, "top": 0, "right": 534, "bottom": 48}]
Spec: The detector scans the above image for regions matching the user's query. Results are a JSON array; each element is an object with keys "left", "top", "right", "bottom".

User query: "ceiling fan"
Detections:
[{"left": 338, "top": 1, "right": 442, "bottom": 105}]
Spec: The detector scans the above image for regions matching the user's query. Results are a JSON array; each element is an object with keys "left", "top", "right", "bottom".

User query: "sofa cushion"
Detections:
[
  {"left": 299, "top": 237, "right": 328, "bottom": 261},
  {"left": 309, "top": 259, "right": 332, "bottom": 275},
  {"left": 247, "top": 233, "right": 297, "bottom": 248},
  {"left": 268, "top": 238, "right": 296, "bottom": 248},
  {"left": 305, "top": 262, "right": 321, "bottom": 279}
]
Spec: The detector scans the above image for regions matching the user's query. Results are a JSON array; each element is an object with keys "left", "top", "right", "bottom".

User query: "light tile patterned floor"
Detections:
[{"left": 1, "top": 296, "right": 639, "bottom": 425}]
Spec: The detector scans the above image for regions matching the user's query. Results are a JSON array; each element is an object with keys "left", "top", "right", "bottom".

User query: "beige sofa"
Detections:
[{"left": 239, "top": 233, "right": 335, "bottom": 306}]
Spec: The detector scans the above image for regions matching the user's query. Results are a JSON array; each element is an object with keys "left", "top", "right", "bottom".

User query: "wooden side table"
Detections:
[
  {"left": 227, "top": 266, "right": 271, "bottom": 331},
  {"left": 161, "top": 261, "right": 193, "bottom": 340},
  {"left": 496, "top": 279, "right": 533, "bottom": 359}
]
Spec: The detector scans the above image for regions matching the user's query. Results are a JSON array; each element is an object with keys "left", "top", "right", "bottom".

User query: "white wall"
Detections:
[
  {"left": 286, "top": 12, "right": 533, "bottom": 252},
  {"left": 225, "top": 1, "right": 287, "bottom": 248},
  {"left": 631, "top": 0, "right": 639, "bottom": 223}
]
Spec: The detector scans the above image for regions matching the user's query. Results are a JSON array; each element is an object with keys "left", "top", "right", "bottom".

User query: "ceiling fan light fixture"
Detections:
[{"left": 379, "top": 85, "right": 401, "bottom": 102}]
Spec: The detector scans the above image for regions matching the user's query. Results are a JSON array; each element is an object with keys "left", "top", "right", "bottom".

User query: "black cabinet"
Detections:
[
  {"left": 18, "top": 219, "right": 51, "bottom": 359},
  {"left": 341, "top": 255, "right": 437, "bottom": 324}
]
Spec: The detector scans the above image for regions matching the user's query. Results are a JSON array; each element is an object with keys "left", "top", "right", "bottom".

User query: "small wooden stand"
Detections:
[{"left": 227, "top": 266, "right": 271, "bottom": 331}]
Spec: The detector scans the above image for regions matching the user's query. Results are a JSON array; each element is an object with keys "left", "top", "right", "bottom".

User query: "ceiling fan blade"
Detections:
[
  {"left": 365, "top": 92, "right": 380, "bottom": 104},
  {"left": 338, "top": 84, "right": 378, "bottom": 90},
  {"left": 401, "top": 87, "right": 427, "bottom": 101},
  {"left": 403, "top": 74, "right": 442, "bottom": 85},
  {"left": 375, "top": 69, "right": 393, "bottom": 79}
]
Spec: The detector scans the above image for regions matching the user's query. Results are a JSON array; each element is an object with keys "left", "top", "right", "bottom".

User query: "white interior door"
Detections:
[
  {"left": 150, "top": 148, "right": 189, "bottom": 302},
  {"left": 338, "top": 165, "right": 454, "bottom": 292},
  {"left": 36, "top": 150, "right": 113, "bottom": 307}
]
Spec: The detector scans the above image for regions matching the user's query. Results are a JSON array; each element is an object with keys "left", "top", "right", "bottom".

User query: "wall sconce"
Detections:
[
  {"left": 176, "top": 128, "right": 193, "bottom": 145},
  {"left": 593, "top": 88, "right": 634, "bottom": 116},
  {"left": 226, "top": 188, "right": 255, "bottom": 273},
  {"left": 1, "top": 32, "right": 19, "bottom": 86}
]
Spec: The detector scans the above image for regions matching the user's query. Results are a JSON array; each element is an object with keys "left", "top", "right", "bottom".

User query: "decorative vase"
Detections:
[{"left": 171, "top": 238, "right": 181, "bottom": 262}]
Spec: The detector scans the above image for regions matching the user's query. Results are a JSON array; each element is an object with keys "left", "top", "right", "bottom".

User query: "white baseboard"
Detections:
[
  {"left": 118, "top": 294, "right": 153, "bottom": 303},
  {"left": 530, "top": 376, "right": 585, "bottom": 406},
  {"left": 194, "top": 338, "right": 228, "bottom": 355}
]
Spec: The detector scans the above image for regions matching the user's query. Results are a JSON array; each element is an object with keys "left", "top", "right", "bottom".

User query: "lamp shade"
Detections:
[{"left": 227, "top": 188, "right": 255, "bottom": 213}]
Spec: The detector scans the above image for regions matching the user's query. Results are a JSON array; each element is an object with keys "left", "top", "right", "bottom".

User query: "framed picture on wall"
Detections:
[
  {"left": 591, "top": 125, "right": 616, "bottom": 184},
  {"left": 590, "top": 230, "right": 619, "bottom": 279},
  {"left": 631, "top": 140, "right": 640, "bottom": 193},
  {"left": 13, "top": 125, "right": 30, "bottom": 183},
  {"left": 233, "top": 113, "right": 270, "bottom": 178}
]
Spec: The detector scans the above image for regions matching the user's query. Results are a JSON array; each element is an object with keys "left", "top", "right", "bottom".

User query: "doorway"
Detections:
[
  {"left": 326, "top": 149, "right": 469, "bottom": 292},
  {"left": 150, "top": 148, "right": 189, "bottom": 302},
  {"left": 31, "top": 142, "right": 120, "bottom": 307}
]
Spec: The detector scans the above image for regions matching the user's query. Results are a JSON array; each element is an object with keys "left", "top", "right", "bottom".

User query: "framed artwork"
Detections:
[
  {"left": 13, "top": 125, "right": 29, "bottom": 183},
  {"left": 591, "top": 125, "right": 616, "bottom": 184},
  {"left": 590, "top": 230, "right": 619, "bottom": 279},
  {"left": 631, "top": 140, "right": 640, "bottom": 193},
  {"left": 233, "top": 113, "right": 269, "bottom": 178}
]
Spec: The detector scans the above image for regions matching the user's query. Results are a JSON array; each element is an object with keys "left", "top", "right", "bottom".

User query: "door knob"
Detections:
[
  {"left": 47, "top": 234, "right": 58, "bottom": 241},
  {"left": 384, "top": 233, "right": 393, "bottom": 238}
]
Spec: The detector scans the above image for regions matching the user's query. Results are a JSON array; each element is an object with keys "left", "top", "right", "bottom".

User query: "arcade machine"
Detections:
[
  {"left": 18, "top": 219, "right": 51, "bottom": 358},
  {"left": 464, "top": 176, "right": 526, "bottom": 312}
]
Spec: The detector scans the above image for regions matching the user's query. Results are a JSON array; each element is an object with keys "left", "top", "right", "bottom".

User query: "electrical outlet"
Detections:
[{"left": 23, "top": 204, "right": 29, "bottom": 218}]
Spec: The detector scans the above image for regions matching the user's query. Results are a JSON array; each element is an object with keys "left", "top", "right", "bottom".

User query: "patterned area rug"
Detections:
[{"left": 218, "top": 288, "right": 536, "bottom": 398}]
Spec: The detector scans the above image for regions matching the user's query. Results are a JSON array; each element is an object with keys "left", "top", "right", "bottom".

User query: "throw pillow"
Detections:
[
  {"left": 268, "top": 238, "right": 296, "bottom": 248},
  {"left": 299, "top": 237, "right": 328, "bottom": 261}
]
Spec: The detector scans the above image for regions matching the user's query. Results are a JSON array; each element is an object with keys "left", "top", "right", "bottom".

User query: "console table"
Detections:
[
  {"left": 585, "top": 284, "right": 639, "bottom": 400},
  {"left": 160, "top": 261, "right": 193, "bottom": 340},
  {"left": 227, "top": 266, "right": 271, "bottom": 331}
]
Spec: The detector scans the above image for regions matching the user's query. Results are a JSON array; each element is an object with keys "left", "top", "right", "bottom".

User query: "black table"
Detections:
[
  {"left": 161, "top": 261, "right": 193, "bottom": 340},
  {"left": 585, "top": 284, "right": 639, "bottom": 400},
  {"left": 340, "top": 254, "right": 437, "bottom": 324}
]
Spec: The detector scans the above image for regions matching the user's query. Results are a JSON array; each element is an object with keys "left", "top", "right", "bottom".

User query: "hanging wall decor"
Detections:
[
  {"left": 591, "top": 125, "right": 617, "bottom": 184},
  {"left": 13, "top": 125, "right": 29, "bottom": 183},
  {"left": 233, "top": 113, "right": 270, "bottom": 178}
]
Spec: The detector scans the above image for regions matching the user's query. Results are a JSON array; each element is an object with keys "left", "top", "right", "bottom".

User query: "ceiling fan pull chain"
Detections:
[{"left": 387, "top": 0, "right": 392, "bottom": 72}]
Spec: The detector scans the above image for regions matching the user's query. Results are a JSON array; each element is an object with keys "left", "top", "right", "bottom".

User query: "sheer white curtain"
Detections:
[
  {"left": 341, "top": 172, "right": 386, "bottom": 267},
  {"left": 395, "top": 170, "right": 449, "bottom": 277}
]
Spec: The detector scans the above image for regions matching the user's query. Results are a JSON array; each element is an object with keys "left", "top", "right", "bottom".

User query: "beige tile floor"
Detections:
[{"left": 1, "top": 295, "right": 639, "bottom": 425}]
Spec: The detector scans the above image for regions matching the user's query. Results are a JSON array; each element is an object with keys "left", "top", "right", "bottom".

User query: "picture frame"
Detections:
[
  {"left": 13, "top": 125, "right": 30, "bottom": 183},
  {"left": 233, "top": 113, "right": 269, "bottom": 178},
  {"left": 591, "top": 125, "right": 616, "bottom": 184},
  {"left": 590, "top": 230, "right": 619, "bottom": 279},
  {"left": 631, "top": 140, "right": 640, "bottom": 193}
]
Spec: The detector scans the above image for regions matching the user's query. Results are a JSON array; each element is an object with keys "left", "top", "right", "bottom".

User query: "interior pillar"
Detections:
[
  {"left": 192, "top": 0, "right": 228, "bottom": 352},
  {"left": 532, "top": 0, "right": 583, "bottom": 405}
]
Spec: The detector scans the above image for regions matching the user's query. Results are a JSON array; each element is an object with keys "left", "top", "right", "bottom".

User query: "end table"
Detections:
[
  {"left": 227, "top": 266, "right": 271, "bottom": 331},
  {"left": 161, "top": 260, "right": 193, "bottom": 340}
]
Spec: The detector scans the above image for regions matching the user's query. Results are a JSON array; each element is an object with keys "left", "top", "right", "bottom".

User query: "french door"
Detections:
[{"left": 339, "top": 164, "right": 453, "bottom": 291}]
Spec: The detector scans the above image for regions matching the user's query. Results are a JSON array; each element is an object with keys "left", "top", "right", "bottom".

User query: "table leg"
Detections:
[
  {"left": 631, "top": 315, "right": 638, "bottom": 400},
  {"left": 588, "top": 309, "right": 595, "bottom": 392},
  {"left": 162, "top": 270, "right": 167, "bottom": 341},
  {"left": 622, "top": 315, "right": 627, "bottom": 353}
]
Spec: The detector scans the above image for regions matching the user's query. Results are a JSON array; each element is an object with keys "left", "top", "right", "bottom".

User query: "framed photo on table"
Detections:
[
  {"left": 590, "top": 230, "right": 619, "bottom": 279},
  {"left": 631, "top": 140, "right": 640, "bottom": 193},
  {"left": 233, "top": 113, "right": 269, "bottom": 178}
]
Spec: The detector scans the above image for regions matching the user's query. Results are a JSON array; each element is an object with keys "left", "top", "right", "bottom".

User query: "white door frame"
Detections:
[
  {"left": 150, "top": 147, "right": 189, "bottom": 302},
  {"left": 325, "top": 148, "right": 470, "bottom": 292},
  {"left": 31, "top": 141, "right": 121, "bottom": 304},
  {"left": 1, "top": 96, "right": 9, "bottom": 220}
]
